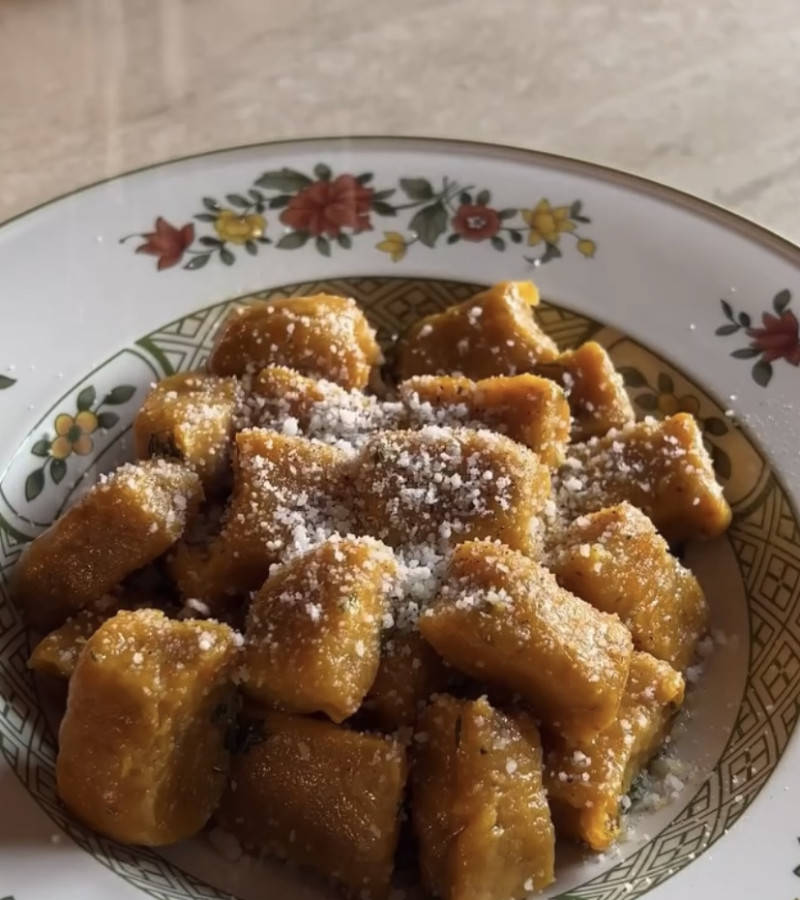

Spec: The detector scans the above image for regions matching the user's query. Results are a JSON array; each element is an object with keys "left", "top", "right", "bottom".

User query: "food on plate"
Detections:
[
  {"left": 352, "top": 428, "right": 551, "bottom": 554},
  {"left": 549, "top": 502, "right": 707, "bottom": 670},
  {"left": 558, "top": 412, "right": 731, "bottom": 544},
  {"left": 364, "top": 629, "right": 450, "bottom": 732},
  {"left": 56, "top": 609, "right": 240, "bottom": 845},
  {"left": 215, "top": 709, "right": 407, "bottom": 900},
  {"left": 543, "top": 651, "right": 685, "bottom": 850},
  {"left": 17, "top": 283, "right": 731, "bottom": 898},
  {"left": 534, "top": 341, "right": 635, "bottom": 440},
  {"left": 396, "top": 280, "right": 559, "bottom": 379},
  {"left": 134, "top": 371, "right": 242, "bottom": 492},
  {"left": 13, "top": 458, "right": 202, "bottom": 630},
  {"left": 168, "top": 430, "right": 351, "bottom": 615},
  {"left": 400, "top": 373, "right": 571, "bottom": 467},
  {"left": 28, "top": 608, "right": 113, "bottom": 679},
  {"left": 420, "top": 540, "right": 634, "bottom": 741},
  {"left": 412, "top": 694, "right": 555, "bottom": 900},
  {"left": 207, "top": 294, "right": 381, "bottom": 388},
  {"left": 242, "top": 535, "right": 397, "bottom": 722}
]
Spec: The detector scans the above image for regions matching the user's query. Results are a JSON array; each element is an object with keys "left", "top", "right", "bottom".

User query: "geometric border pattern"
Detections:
[{"left": 1, "top": 277, "right": 799, "bottom": 900}]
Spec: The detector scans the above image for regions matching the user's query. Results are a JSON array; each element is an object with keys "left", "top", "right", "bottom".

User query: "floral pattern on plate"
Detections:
[
  {"left": 617, "top": 366, "right": 733, "bottom": 480},
  {"left": 25, "top": 384, "right": 136, "bottom": 501},
  {"left": 715, "top": 289, "right": 799, "bottom": 386},
  {"left": 121, "top": 164, "right": 596, "bottom": 270}
]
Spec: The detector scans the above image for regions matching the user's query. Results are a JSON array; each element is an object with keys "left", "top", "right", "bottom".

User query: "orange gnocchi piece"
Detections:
[
  {"left": 402, "top": 372, "right": 570, "bottom": 467},
  {"left": 550, "top": 502, "right": 707, "bottom": 670},
  {"left": 14, "top": 459, "right": 202, "bottom": 631},
  {"left": 560, "top": 413, "right": 732, "bottom": 544},
  {"left": 352, "top": 427, "right": 551, "bottom": 555},
  {"left": 207, "top": 294, "right": 381, "bottom": 389},
  {"left": 397, "top": 281, "right": 558, "bottom": 380},
  {"left": 420, "top": 540, "right": 633, "bottom": 741}
]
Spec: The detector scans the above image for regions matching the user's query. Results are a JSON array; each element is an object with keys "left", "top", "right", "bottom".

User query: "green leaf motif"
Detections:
[
  {"left": 656, "top": 372, "right": 674, "bottom": 394},
  {"left": 202, "top": 197, "right": 220, "bottom": 212},
  {"left": 248, "top": 188, "right": 265, "bottom": 202},
  {"left": 76, "top": 386, "right": 96, "bottom": 412},
  {"left": 25, "top": 468, "right": 45, "bottom": 501},
  {"left": 459, "top": 191, "right": 473, "bottom": 206},
  {"left": 498, "top": 209, "right": 517, "bottom": 220},
  {"left": 199, "top": 236, "right": 223, "bottom": 247},
  {"left": 731, "top": 347, "right": 760, "bottom": 359},
  {"left": 711, "top": 443, "right": 732, "bottom": 480},
  {"left": 194, "top": 213, "right": 217, "bottom": 223},
  {"left": 490, "top": 235, "right": 506, "bottom": 251},
  {"left": 508, "top": 230, "right": 523, "bottom": 244},
  {"left": 704, "top": 416, "right": 728, "bottom": 437},
  {"left": 400, "top": 178, "right": 434, "bottom": 201},
  {"left": 315, "top": 236, "right": 332, "bottom": 257},
  {"left": 738, "top": 311, "right": 751, "bottom": 328},
  {"left": 314, "top": 163, "right": 332, "bottom": 182},
  {"left": 774, "top": 288, "right": 791, "bottom": 314},
  {"left": 51, "top": 457, "right": 67, "bottom": 485},
  {"left": 268, "top": 195, "right": 292, "bottom": 209},
  {"left": 244, "top": 240, "right": 257, "bottom": 256},
  {"left": 569, "top": 200, "right": 583, "bottom": 218},
  {"left": 720, "top": 299, "right": 734, "bottom": 321},
  {"left": 372, "top": 201, "right": 397, "bottom": 217},
  {"left": 219, "top": 247, "right": 235, "bottom": 266},
  {"left": 356, "top": 172, "right": 373, "bottom": 185},
  {"left": 752, "top": 358, "right": 773, "bottom": 387},
  {"left": 184, "top": 254, "right": 210, "bottom": 270},
  {"left": 31, "top": 439, "right": 50, "bottom": 458},
  {"left": 715, "top": 323, "right": 741, "bottom": 336},
  {"left": 538, "top": 243, "right": 562, "bottom": 265},
  {"left": 337, "top": 233, "right": 353, "bottom": 249},
  {"left": 476, "top": 189, "right": 491, "bottom": 206},
  {"left": 409, "top": 202, "right": 447, "bottom": 249},
  {"left": 276, "top": 231, "right": 310, "bottom": 250},
  {"left": 225, "top": 193, "right": 250, "bottom": 208},
  {"left": 97, "top": 411, "right": 120, "bottom": 429},
  {"left": 255, "top": 168, "right": 313, "bottom": 193},
  {"left": 636, "top": 392, "right": 660, "bottom": 412},
  {"left": 0, "top": 374, "right": 15, "bottom": 390},
  {"left": 616, "top": 366, "right": 649, "bottom": 388},
  {"left": 372, "top": 189, "right": 396, "bottom": 202},
  {"left": 446, "top": 233, "right": 460, "bottom": 245}
]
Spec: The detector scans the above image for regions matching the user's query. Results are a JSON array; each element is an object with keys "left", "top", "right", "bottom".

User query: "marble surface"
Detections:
[{"left": 2, "top": 0, "right": 800, "bottom": 240}]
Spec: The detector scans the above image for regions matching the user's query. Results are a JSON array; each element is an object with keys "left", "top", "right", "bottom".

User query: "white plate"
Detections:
[{"left": 0, "top": 137, "right": 799, "bottom": 900}]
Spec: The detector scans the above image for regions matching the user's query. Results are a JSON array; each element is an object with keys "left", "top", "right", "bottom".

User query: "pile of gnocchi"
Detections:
[{"left": 14, "top": 281, "right": 732, "bottom": 900}]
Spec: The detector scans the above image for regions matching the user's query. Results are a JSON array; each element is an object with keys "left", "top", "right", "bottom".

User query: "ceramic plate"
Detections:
[{"left": 0, "top": 137, "right": 798, "bottom": 900}]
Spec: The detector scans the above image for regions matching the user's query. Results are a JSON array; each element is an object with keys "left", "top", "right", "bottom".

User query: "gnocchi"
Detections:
[{"left": 16, "top": 282, "right": 732, "bottom": 899}]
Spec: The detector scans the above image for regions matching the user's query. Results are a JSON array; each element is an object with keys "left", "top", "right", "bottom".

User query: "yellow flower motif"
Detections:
[
  {"left": 657, "top": 392, "right": 700, "bottom": 417},
  {"left": 213, "top": 209, "right": 266, "bottom": 245},
  {"left": 50, "top": 411, "right": 98, "bottom": 459},
  {"left": 521, "top": 199, "right": 576, "bottom": 246},
  {"left": 376, "top": 231, "right": 407, "bottom": 263},
  {"left": 577, "top": 238, "right": 596, "bottom": 258}
]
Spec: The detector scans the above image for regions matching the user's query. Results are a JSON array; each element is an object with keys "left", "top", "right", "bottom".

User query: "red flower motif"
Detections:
[
  {"left": 279, "top": 175, "right": 374, "bottom": 238},
  {"left": 136, "top": 217, "right": 195, "bottom": 270},
  {"left": 451, "top": 204, "right": 501, "bottom": 242},
  {"left": 747, "top": 310, "right": 800, "bottom": 366}
]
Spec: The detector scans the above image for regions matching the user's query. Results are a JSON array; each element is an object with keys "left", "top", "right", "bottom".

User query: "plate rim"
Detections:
[{"left": 2, "top": 134, "right": 800, "bottom": 266}]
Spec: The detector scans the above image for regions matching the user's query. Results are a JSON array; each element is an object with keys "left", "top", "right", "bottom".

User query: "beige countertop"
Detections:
[{"left": 2, "top": 0, "right": 800, "bottom": 240}]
